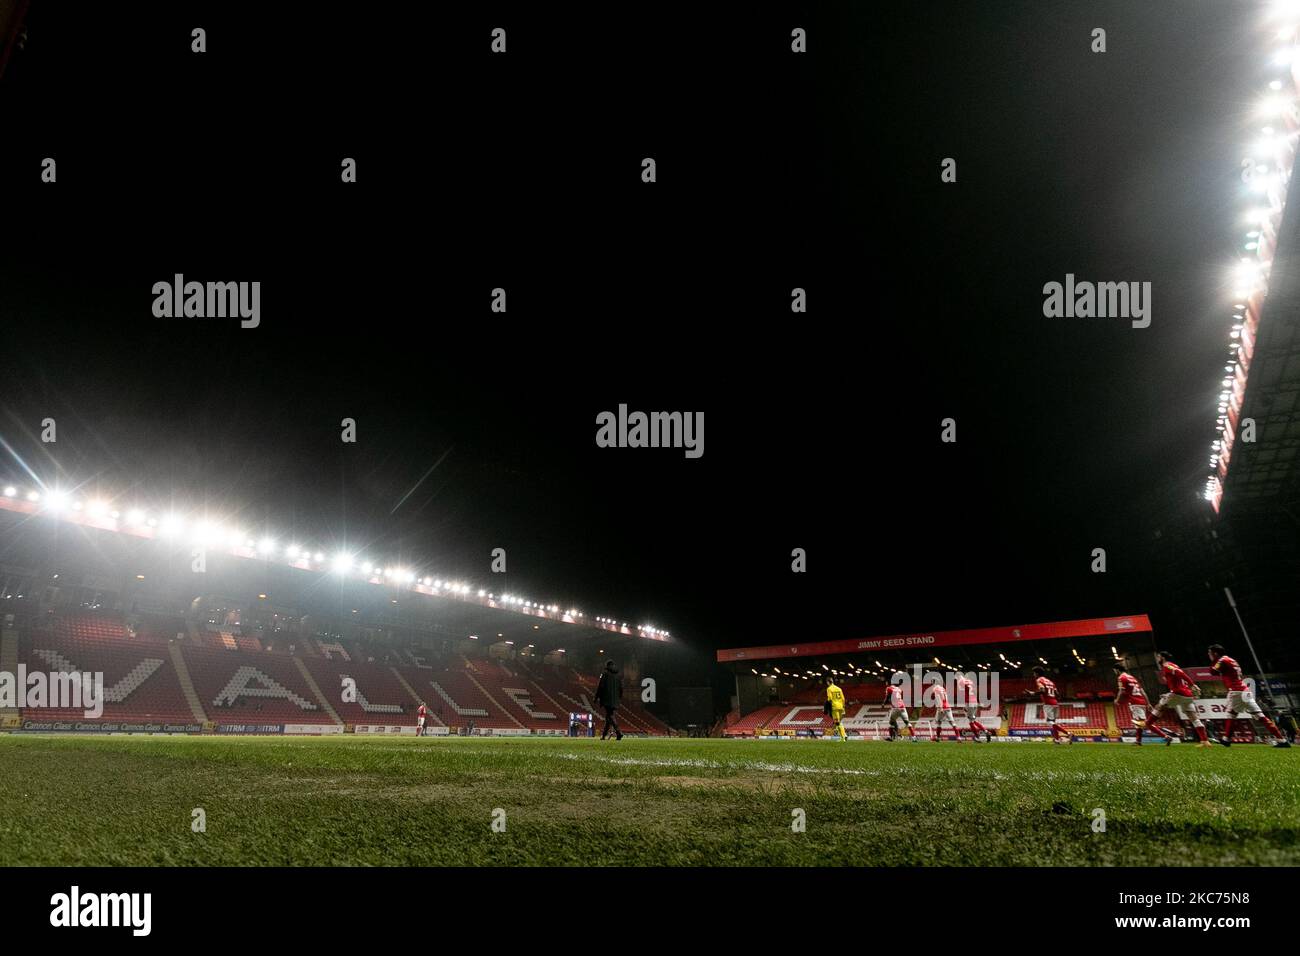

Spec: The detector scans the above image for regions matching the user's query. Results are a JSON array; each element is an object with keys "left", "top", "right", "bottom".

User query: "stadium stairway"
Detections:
[
  {"left": 463, "top": 669, "right": 526, "bottom": 731},
  {"left": 388, "top": 666, "right": 446, "bottom": 726},
  {"left": 525, "top": 678, "right": 570, "bottom": 722},
  {"left": 293, "top": 657, "right": 344, "bottom": 726},
  {"left": 168, "top": 642, "right": 209, "bottom": 725}
]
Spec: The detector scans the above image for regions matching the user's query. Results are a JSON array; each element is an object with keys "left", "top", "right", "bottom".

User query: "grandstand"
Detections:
[
  {"left": 4, "top": 609, "right": 673, "bottom": 736},
  {"left": 717, "top": 615, "right": 1278, "bottom": 742},
  {"left": 0, "top": 497, "right": 675, "bottom": 736}
]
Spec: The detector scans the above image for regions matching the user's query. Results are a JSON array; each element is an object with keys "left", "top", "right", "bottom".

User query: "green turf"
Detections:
[{"left": 0, "top": 734, "right": 1296, "bottom": 865}]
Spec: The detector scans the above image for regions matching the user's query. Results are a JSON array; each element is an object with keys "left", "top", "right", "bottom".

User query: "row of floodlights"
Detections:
[{"left": 0, "top": 485, "right": 664, "bottom": 634}]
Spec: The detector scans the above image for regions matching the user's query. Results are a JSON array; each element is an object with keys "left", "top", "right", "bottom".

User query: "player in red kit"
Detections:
[
  {"left": 956, "top": 674, "right": 991, "bottom": 741},
  {"left": 930, "top": 682, "right": 958, "bottom": 741},
  {"left": 1150, "top": 652, "right": 1212, "bottom": 747},
  {"left": 416, "top": 702, "right": 427, "bottom": 737},
  {"left": 1112, "top": 663, "right": 1170, "bottom": 745},
  {"left": 1030, "top": 666, "right": 1072, "bottom": 743},
  {"left": 882, "top": 679, "right": 913, "bottom": 740},
  {"left": 1208, "top": 645, "right": 1290, "bottom": 748}
]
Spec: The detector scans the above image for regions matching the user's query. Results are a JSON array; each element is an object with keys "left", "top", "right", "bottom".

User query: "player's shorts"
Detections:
[
  {"left": 962, "top": 706, "right": 982, "bottom": 722},
  {"left": 830, "top": 707, "right": 844, "bottom": 724},
  {"left": 1157, "top": 693, "right": 1199, "bottom": 722},
  {"left": 1042, "top": 704, "right": 1059, "bottom": 723},
  {"left": 888, "top": 707, "right": 910, "bottom": 724},
  {"left": 417, "top": 717, "right": 426, "bottom": 728},
  {"left": 1128, "top": 704, "right": 1147, "bottom": 723},
  {"left": 1226, "top": 690, "right": 1264, "bottom": 717},
  {"left": 934, "top": 708, "right": 954, "bottom": 724}
]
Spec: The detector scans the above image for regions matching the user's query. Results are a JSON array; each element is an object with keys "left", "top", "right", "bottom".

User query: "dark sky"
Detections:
[{"left": 0, "top": 2, "right": 1269, "bottom": 658}]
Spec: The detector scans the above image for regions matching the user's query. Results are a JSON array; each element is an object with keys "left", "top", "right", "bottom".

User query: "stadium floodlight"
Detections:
[
  {"left": 286, "top": 544, "right": 301, "bottom": 559},
  {"left": 1, "top": 486, "right": 14, "bottom": 497},
  {"left": 126, "top": 508, "right": 146, "bottom": 524},
  {"left": 159, "top": 514, "right": 185, "bottom": 538},
  {"left": 478, "top": 589, "right": 486, "bottom": 597},
  {"left": 85, "top": 499, "right": 107, "bottom": 517},
  {"left": 332, "top": 552, "right": 353, "bottom": 574},
  {"left": 1256, "top": 94, "right": 1290, "bottom": 118},
  {"left": 258, "top": 537, "right": 276, "bottom": 555},
  {"left": 45, "top": 490, "right": 70, "bottom": 513},
  {"left": 193, "top": 521, "right": 222, "bottom": 546},
  {"left": 1269, "top": 0, "right": 1300, "bottom": 20},
  {"left": 313, "top": 552, "right": 324, "bottom": 563}
]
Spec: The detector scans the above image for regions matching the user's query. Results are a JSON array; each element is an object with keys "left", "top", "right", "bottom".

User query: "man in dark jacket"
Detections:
[{"left": 595, "top": 660, "right": 624, "bottom": 741}]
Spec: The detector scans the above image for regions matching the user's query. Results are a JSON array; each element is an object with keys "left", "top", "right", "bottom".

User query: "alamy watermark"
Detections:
[
  {"left": 1042, "top": 274, "right": 1150, "bottom": 329},
  {"left": 0, "top": 667, "right": 105, "bottom": 718},
  {"left": 152, "top": 274, "right": 260, "bottom": 328},
  {"left": 886, "top": 664, "right": 1000, "bottom": 709},
  {"left": 595, "top": 404, "right": 703, "bottom": 458}
]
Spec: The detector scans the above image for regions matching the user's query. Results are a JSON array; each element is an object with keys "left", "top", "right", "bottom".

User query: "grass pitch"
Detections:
[{"left": 0, "top": 734, "right": 1296, "bottom": 866}]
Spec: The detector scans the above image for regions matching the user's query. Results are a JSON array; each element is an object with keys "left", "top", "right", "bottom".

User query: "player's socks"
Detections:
[
  {"left": 1194, "top": 724, "right": 1209, "bottom": 744},
  {"left": 1261, "top": 717, "right": 1284, "bottom": 740}
]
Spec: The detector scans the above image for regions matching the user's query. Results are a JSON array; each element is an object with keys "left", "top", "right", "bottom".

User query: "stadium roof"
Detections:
[
  {"left": 716, "top": 615, "right": 1153, "bottom": 664},
  {"left": 1218, "top": 209, "right": 1300, "bottom": 513},
  {"left": 1207, "top": 4, "right": 1300, "bottom": 512},
  {"left": 0, "top": 485, "right": 673, "bottom": 651}
]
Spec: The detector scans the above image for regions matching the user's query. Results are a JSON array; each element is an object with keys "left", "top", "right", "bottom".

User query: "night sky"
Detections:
[{"left": 0, "top": 3, "right": 1273, "bottom": 664}]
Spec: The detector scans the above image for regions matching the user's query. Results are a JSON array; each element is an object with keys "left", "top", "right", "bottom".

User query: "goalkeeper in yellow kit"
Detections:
[{"left": 824, "top": 678, "right": 847, "bottom": 741}]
